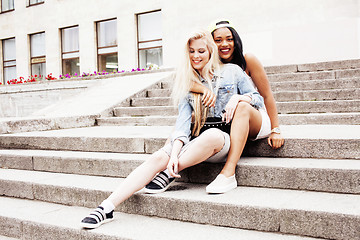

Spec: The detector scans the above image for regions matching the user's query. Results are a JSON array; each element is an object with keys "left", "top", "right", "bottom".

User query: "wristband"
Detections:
[{"left": 271, "top": 127, "right": 281, "bottom": 134}]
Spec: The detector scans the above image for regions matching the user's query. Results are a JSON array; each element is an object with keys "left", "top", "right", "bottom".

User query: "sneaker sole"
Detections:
[
  {"left": 80, "top": 218, "right": 114, "bottom": 229},
  {"left": 143, "top": 180, "right": 175, "bottom": 194},
  {"left": 206, "top": 181, "right": 237, "bottom": 194}
]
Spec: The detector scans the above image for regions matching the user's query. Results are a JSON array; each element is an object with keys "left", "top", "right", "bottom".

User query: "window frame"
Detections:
[
  {"left": 0, "top": 0, "right": 15, "bottom": 13},
  {"left": 2, "top": 37, "right": 16, "bottom": 83},
  {"left": 29, "top": 32, "right": 46, "bottom": 77},
  {"left": 27, "top": 0, "right": 44, "bottom": 7},
  {"left": 96, "top": 18, "right": 118, "bottom": 72},
  {"left": 60, "top": 25, "right": 80, "bottom": 76},
  {"left": 136, "top": 10, "right": 162, "bottom": 68}
]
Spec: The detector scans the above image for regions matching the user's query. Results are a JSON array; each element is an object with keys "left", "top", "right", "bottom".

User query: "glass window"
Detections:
[
  {"left": 138, "top": 11, "right": 162, "bottom": 42},
  {"left": 62, "top": 58, "right": 79, "bottom": 76},
  {"left": 30, "top": 32, "right": 46, "bottom": 78},
  {"left": 139, "top": 48, "right": 162, "bottom": 69},
  {"left": 3, "top": 38, "right": 16, "bottom": 61},
  {"left": 2, "top": 38, "right": 16, "bottom": 83},
  {"left": 62, "top": 26, "right": 79, "bottom": 53},
  {"left": 97, "top": 19, "right": 118, "bottom": 72},
  {"left": 137, "top": 10, "right": 163, "bottom": 69},
  {"left": 1, "top": 0, "right": 14, "bottom": 12},
  {"left": 28, "top": 0, "right": 44, "bottom": 6},
  {"left": 61, "top": 26, "right": 79, "bottom": 76},
  {"left": 97, "top": 19, "right": 117, "bottom": 48},
  {"left": 30, "top": 33, "right": 45, "bottom": 57},
  {"left": 98, "top": 54, "right": 118, "bottom": 73}
]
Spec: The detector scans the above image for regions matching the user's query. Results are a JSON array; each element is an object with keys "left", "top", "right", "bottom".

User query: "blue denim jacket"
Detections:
[{"left": 170, "top": 63, "right": 264, "bottom": 146}]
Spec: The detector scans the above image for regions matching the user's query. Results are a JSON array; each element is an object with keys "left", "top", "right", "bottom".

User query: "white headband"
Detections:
[{"left": 208, "top": 20, "right": 233, "bottom": 33}]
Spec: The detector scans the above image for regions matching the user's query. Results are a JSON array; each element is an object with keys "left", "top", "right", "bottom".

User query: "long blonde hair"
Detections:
[{"left": 172, "top": 30, "right": 222, "bottom": 136}]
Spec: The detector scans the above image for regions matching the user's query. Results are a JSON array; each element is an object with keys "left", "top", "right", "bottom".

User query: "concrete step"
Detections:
[
  {"left": 296, "top": 59, "right": 360, "bottom": 72},
  {"left": 147, "top": 88, "right": 172, "bottom": 98},
  {"left": 126, "top": 88, "right": 358, "bottom": 108},
  {"left": 98, "top": 112, "right": 360, "bottom": 126},
  {"left": 130, "top": 97, "right": 172, "bottom": 107},
  {"left": 267, "top": 67, "right": 360, "bottom": 82},
  {"left": 265, "top": 59, "right": 360, "bottom": 74},
  {"left": 0, "top": 236, "right": 18, "bottom": 240},
  {"left": 0, "top": 169, "right": 359, "bottom": 240},
  {"left": 0, "top": 197, "right": 321, "bottom": 240},
  {"left": 97, "top": 116, "right": 177, "bottom": 126},
  {"left": 336, "top": 68, "right": 360, "bottom": 79},
  {"left": 114, "top": 106, "right": 177, "bottom": 117},
  {"left": 0, "top": 125, "right": 358, "bottom": 159},
  {"left": 274, "top": 88, "right": 359, "bottom": 102},
  {"left": 277, "top": 100, "right": 360, "bottom": 114},
  {"left": 278, "top": 112, "right": 360, "bottom": 125},
  {"left": 114, "top": 99, "right": 360, "bottom": 117},
  {"left": 0, "top": 114, "right": 97, "bottom": 134},
  {"left": 268, "top": 71, "right": 335, "bottom": 82},
  {"left": 270, "top": 78, "right": 360, "bottom": 92},
  {"left": 1, "top": 149, "right": 359, "bottom": 194},
  {"left": 146, "top": 78, "right": 360, "bottom": 96}
]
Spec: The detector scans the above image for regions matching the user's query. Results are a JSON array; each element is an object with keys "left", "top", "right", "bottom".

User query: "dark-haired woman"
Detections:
[{"left": 193, "top": 20, "right": 284, "bottom": 193}]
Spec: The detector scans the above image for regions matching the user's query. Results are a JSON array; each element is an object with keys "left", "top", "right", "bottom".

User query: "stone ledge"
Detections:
[
  {"left": 0, "top": 115, "right": 98, "bottom": 134},
  {"left": 1, "top": 149, "right": 359, "bottom": 194},
  {"left": 0, "top": 171, "right": 359, "bottom": 240},
  {"left": 0, "top": 125, "right": 358, "bottom": 159},
  {"left": 265, "top": 59, "right": 360, "bottom": 74},
  {"left": 0, "top": 197, "right": 318, "bottom": 240}
]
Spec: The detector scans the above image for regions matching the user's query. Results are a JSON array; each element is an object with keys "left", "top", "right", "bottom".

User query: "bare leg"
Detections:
[
  {"left": 80, "top": 151, "right": 170, "bottom": 229},
  {"left": 108, "top": 128, "right": 225, "bottom": 206},
  {"left": 177, "top": 128, "right": 226, "bottom": 172},
  {"left": 107, "top": 150, "right": 169, "bottom": 207},
  {"left": 221, "top": 102, "right": 262, "bottom": 177}
]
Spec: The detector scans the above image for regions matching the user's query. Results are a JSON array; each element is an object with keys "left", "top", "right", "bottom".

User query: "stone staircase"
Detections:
[
  {"left": 97, "top": 61, "right": 360, "bottom": 126},
  {"left": 0, "top": 59, "right": 360, "bottom": 240}
]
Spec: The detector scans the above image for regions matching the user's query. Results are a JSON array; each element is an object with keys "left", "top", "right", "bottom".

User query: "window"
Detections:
[
  {"left": 28, "top": 0, "right": 44, "bottom": 7},
  {"left": 2, "top": 38, "right": 16, "bottom": 83},
  {"left": 1, "top": 0, "right": 14, "bottom": 12},
  {"left": 137, "top": 10, "right": 163, "bottom": 69},
  {"left": 96, "top": 19, "right": 118, "bottom": 72},
  {"left": 61, "top": 26, "right": 79, "bottom": 76},
  {"left": 30, "top": 32, "right": 45, "bottom": 79}
]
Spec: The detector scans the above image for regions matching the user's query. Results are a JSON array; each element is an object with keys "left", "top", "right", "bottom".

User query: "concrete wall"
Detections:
[{"left": 0, "top": 0, "right": 359, "bottom": 83}]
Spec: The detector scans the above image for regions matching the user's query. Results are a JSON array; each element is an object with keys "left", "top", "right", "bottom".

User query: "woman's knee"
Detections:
[
  {"left": 234, "top": 102, "right": 252, "bottom": 117},
  {"left": 233, "top": 102, "right": 261, "bottom": 123},
  {"left": 146, "top": 150, "right": 169, "bottom": 169},
  {"left": 200, "top": 128, "right": 225, "bottom": 149}
]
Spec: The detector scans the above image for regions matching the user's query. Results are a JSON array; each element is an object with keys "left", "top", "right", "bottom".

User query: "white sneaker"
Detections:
[{"left": 206, "top": 174, "right": 237, "bottom": 194}]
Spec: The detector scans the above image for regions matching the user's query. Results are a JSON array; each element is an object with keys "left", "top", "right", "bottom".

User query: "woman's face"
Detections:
[
  {"left": 189, "top": 38, "right": 210, "bottom": 74},
  {"left": 212, "top": 27, "right": 234, "bottom": 62}
]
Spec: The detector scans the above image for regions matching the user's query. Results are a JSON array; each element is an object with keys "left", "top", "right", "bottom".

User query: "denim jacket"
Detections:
[{"left": 170, "top": 63, "right": 264, "bottom": 146}]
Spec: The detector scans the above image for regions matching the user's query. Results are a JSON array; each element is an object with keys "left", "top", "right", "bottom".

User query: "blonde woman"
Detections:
[
  {"left": 146, "top": 21, "right": 283, "bottom": 194},
  {"left": 80, "top": 30, "right": 239, "bottom": 229}
]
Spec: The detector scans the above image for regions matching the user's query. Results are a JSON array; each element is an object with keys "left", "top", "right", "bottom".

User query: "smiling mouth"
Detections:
[{"left": 220, "top": 49, "right": 231, "bottom": 54}]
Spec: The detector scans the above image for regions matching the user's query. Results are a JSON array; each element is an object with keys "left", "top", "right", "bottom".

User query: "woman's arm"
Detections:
[
  {"left": 222, "top": 64, "right": 263, "bottom": 123},
  {"left": 190, "top": 81, "right": 216, "bottom": 107},
  {"left": 170, "top": 98, "right": 192, "bottom": 146},
  {"left": 245, "top": 53, "right": 284, "bottom": 149},
  {"left": 167, "top": 139, "right": 183, "bottom": 178}
]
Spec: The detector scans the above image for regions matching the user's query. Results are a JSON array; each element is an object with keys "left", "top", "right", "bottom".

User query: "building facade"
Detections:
[{"left": 1, "top": 0, "right": 360, "bottom": 84}]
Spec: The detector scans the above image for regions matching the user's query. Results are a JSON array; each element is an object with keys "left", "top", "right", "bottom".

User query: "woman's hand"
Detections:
[
  {"left": 202, "top": 88, "right": 216, "bottom": 107},
  {"left": 222, "top": 95, "right": 251, "bottom": 123},
  {"left": 167, "top": 156, "right": 181, "bottom": 178},
  {"left": 267, "top": 132, "right": 285, "bottom": 149}
]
